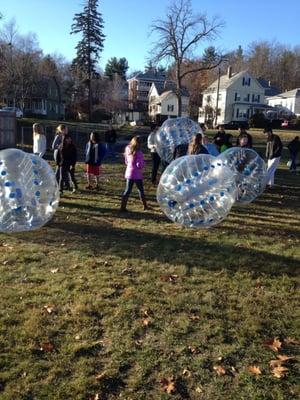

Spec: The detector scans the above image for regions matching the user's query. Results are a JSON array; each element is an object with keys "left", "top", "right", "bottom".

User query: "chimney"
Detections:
[{"left": 227, "top": 66, "right": 232, "bottom": 79}]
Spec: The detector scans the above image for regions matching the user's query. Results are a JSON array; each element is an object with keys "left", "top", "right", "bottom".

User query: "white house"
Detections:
[
  {"left": 198, "top": 68, "right": 267, "bottom": 126},
  {"left": 266, "top": 89, "right": 300, "bottom": 117},
  {"left": 148, "top": 82, "right": 189, "bottom": 123}
]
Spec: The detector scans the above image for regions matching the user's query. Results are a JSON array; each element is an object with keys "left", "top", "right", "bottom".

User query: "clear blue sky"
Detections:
[{"left": 1, "top": 0, "right": 300, "bottom": 73}]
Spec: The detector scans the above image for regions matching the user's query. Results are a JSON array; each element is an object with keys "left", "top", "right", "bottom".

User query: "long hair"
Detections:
[
  {"left": 60, "top": 134, "right": 71, "bottom": 151},
  {"left": 33, "top": 123, "right": 43, "bottom": 137},
  {"left": 128, "top": 136, "right": 141, "bottom": 155},
  {"left": 188, "top": 134, "right": 203, "bottom": 155},
  {"left": 56, "top": 124, "right": 67, "bottom": 135}
]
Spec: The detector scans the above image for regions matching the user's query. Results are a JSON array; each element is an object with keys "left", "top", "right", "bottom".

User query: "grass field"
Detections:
[{"left": 0, "top": 131, "right": 299, "bottom": 399}]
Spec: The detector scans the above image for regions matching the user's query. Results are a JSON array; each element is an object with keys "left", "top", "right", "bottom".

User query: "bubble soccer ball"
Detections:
[
  {"left": 157, "top": 154, "right": 237, "bottom": 228},
  {"left": 155, "top": 117, "right": 201, "bottom": 163},
  {"left": 217, "top": 147, "right": 267, "bottom": 203},
  {"left": 0, "top": 149, "right": 59, "bottom": 233}
]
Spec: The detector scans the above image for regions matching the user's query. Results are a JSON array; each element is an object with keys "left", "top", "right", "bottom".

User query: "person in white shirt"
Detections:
[
  {"left": 147, "top": 126, "right": 161, "bottom": 185},
  {"left": 33, "top": 123, "right": 47, "bottom": 158}
]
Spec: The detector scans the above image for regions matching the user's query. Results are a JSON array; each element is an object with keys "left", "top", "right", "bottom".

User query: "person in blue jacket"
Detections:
[{"left": 85, "top": 131, "right": 106, "bottom": 190}]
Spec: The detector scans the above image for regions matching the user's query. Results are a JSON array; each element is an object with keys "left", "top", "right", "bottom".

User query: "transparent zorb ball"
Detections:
[
  {"left": 154, "top": 117, "right": 201, "bottom": 163},
  {"left": 217, "top": 147, "right": 267, "bottom": 203},
  {"left": 157, "top": 154, "right": 237, "bottom": 228},
  {"left": 0, "top": 149, "right": 59, "bottom": 233}
]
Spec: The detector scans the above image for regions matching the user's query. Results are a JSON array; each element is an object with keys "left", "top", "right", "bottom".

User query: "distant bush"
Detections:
[
  {"left": 91, "top": 109, "right": 112, "bottom": 122},
  {"left": 249, "top": 112, "right": 268, "bottom": 129}
]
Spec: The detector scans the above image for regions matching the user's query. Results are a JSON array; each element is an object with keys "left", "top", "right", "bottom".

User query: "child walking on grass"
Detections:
[
  {"left": 56, "top": 135, "right": 77, "bottom": 194},
  {"left": 120, "top": 136, "right": 148, "bottom": 212},
  {"left": 85, "top": 131, "right": 106, "bottom": 190}
]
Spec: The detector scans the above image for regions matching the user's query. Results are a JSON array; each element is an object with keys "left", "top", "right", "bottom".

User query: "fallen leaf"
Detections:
[
  {"left": 264, "top": 337, "right": 282, "bottom": 352},
  {"left": 75, "top": 335, "right": 81, "bottom": 340},
  {"left": 271, "top": 365, "right": 289, "bottom": 379},
  {"left": 50, "top": 268, "right": 59, "bottom": 274},
  {"left": 142, "top": 318, "right": 150, "bottom": 326},
  {"left": 189, "top": 315, "right": 200, "bottom": 321},
  {"left": 182, "top": 368, "right": 191, "bottom": 377},
  {"left": 89, "top": 394, "right": 100, "bottom": 400},
  {"left": 160, "top": 377, "right": 176, "bottom": 394},
  {"left": 160, "top": 274, "right": 179, "bottom": 282},
  {"left": 213, "top": 365, "right": 226, "bottom": 376},
  {"left": 44, "top": 305, "right": 54, "bottom": 314},
  {"left": 284, "top": 337, "right": 300, "bottom": 345},
  {"left": 277, "top": 355, "right": 295, "bottom": 362},
  {"left": 40, "top": 342, "right": 55, "bottom": 352},
  {"left": 95, "top": 372, "right": 106, "bottom": 381},
  {"left": 247, "top": 366, "right": 262, "bottom": 375},
  {"left": 195, "top": 386, "right": 203, "bottom": 393}
]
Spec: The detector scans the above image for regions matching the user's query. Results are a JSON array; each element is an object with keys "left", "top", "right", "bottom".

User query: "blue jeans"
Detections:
[{"left": 123, "top": 179, "right": 145, "bottom": 198}]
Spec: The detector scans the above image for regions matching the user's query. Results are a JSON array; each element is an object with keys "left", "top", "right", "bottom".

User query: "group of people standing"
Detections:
[{"left": 32, "top": 121, "right": 299, "bottom": 212}]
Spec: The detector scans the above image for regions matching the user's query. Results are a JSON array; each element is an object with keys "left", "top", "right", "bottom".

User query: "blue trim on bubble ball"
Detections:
[
  {"left": 9, "top": 192, "right": 16, "bottom": 198},
  {"left": 33, "top": 180, "right": 39, "bottom": 185},
  {"left": 200, "top": 200, "right": 206, "bottom": 206},
  {"left": 185, "top": 179, "right": 191, "bottom": 184},
  {"left": 220, "top": 191, "right": 225, "bottom": 196},
  {"left": 31, "top": 159, "right": 38, "bottom": 165},
  {"left": 1, "top": 171, "right": 7, "bottom": 176},
  {"left": 189, "top": 203, "right": 195, "bottom": 208},
  {"left": 4, "top": 181, "right": 12, "bottom": 187}
]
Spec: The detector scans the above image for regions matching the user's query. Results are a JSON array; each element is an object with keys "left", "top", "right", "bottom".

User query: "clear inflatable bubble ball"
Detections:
[
  {"left": 0, "top": 149, "right": 59, "bottom": 233},
  {"left": 157, "top": 154, "right": 237, "bottom": 228},
  {"left": 155, "top": 117, "right": 201, "bottom": 163},
  {"left": 217, "top": 147, "right": 267, "bottom": 203}
]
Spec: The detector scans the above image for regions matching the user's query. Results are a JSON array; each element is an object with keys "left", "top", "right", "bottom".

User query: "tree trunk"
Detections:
[{"left": 176, "top": 65, "right": 182, "bottom": 117}]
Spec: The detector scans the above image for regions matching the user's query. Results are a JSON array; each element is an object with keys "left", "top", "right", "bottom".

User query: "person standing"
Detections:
[
  {"left": 32, "top": 123, "right": 46, "bottom": 157},
  {"left": 147, "top": 126, "right": 161, "bottom": 185},
  {"left": 188, "top": 134, "right": 209, "bottom": 155},
  {"left": 120, "top": 136, "right": 148, "bottom": 212},
  {"left": 264, "top": 127, "right": 283, "bottom": 187},
  {"left": 56, "top": 135, "right": 77, "bottom": 194},
  {"left": 104, "top": 124, "right": 117, "bottom": 158},
  {"left": 85, "top": 131, "right": 106, "bottom": 190},
  {"left": 213, "top": 125, "right": 226, "bottom": 150},
  {"left": 236, "top": 125, "right": 253, "bottom": 148},
  {"left": 287, "top": 136, "right": 300, "bottom": 172},
  {"left": 220, "top": 134, "right": 233, "bottom": 152}
]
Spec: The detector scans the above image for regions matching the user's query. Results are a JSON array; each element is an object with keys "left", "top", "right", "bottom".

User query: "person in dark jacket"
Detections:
[
  {"left": 213, "top": 125, "right": 226, "bottom": 150},
  {"left": 104, "top": 124, "right": 117, "bottom": 158},
  {"left": 287, "top": 136, "right": 300, "bottom": 172},
  {"left": 264, "top": 127, "right": 283, "bottom": 187},
  {"left": 188, "top": 134, "right": 209, "bottom": 155},
  {"left": 220, "top": 133, "right": 233, "bottom": 152},
  {"left": 85, "top": 131, "right": 106, "bottom": 190},
  {"left": 56, "top": 135, "right": 77, "bottom": 194},
  {"left": 236, "top": 125, "right": 253, "bottom": 148}
]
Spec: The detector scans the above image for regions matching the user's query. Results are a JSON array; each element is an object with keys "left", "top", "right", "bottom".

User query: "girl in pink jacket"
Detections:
[{"left": 120, "top": 136, "right": 148, "bottom": 211}]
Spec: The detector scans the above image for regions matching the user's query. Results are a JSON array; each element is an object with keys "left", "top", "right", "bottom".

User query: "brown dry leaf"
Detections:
[
  {"left": 195, "top": 386, "right": 203, "bottom": 393},
  {"left": 247, "top": 366, "right": 262, "bottom": 375},
  {"left": 50, "top": 268, "right": 59, "bottom": 274},
  {"left": 271, "top": 365, "right": 289, "bottom": 379},
  {"left": 264, "top": 337, "right": 282, "bottom": 352},
  {"left": 160, "top": 274, "right": 179, "bottom": 282},
  {"left": 160, "top": 377, "right": 176, "bottom": 394},
  {"left": 277, "top": 355, "right": 295, "bottom": 362},
  {"left": 189, "top": 315, "right": 200, "bottom": 321},
  {"left": 95, "top": 372, "right": 106, "bottom": 381},
  {"left": 142, "top": 318, "right": 150, "bottom": 326},
  {"left": 213, "top": 365, "right": 226, "bottom": 376},
  {"left": 40, "top": 342, "right": 55, "bottom": 352},
  {"left": 44, "top": 305, "right": 54, "bottom": 314},
  {"left": 284, "top": 337, "right": 300, "bottom": 345},
  {"left": 89, "top": 394, "right": 100, "bottom": 400},
  {"left": 182, "top": 368, "right": 191, "bottom": 377}
]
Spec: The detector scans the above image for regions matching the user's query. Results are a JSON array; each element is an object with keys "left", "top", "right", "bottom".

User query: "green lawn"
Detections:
[{"left": 0, "top": 136, "right": 299, "bottom": 399}]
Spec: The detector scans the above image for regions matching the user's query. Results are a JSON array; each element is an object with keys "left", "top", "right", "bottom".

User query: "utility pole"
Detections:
[{"left": 214, "top": 67, "right": 221, "bottom": 127}]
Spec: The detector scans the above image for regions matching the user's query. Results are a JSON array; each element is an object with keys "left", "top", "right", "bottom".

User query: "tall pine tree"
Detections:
[{"left": 71, "top": 0, "right": 105, "bottom": 121}]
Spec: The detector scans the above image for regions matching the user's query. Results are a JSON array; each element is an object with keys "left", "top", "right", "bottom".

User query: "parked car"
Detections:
[{"left": 0, "top": 106, "right": 23, "bottom": 118}]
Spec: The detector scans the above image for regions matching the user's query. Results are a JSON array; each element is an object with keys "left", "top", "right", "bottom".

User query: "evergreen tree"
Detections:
[
  {"left": 70, "top": 0, "right": 105, "bottom": 120},
  {"left": 105, "top": 57, "right": 129, "bottom": 80}
]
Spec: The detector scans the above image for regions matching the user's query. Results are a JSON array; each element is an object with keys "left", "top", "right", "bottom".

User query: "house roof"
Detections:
[
  {"left": 267, "top": 88, "right": 300, "bottom": 99},
  {"left": 128, "top": 70, "right": 166, "bottom": 82},
  {"left": 257, "top": 78, "right": 280, "bottom": 96},
  {"left": 152, "top": 81, "right": 189, "bottom": 97},
  {"left": 205, "top": 70, "right": 264, "bottom": 92}
]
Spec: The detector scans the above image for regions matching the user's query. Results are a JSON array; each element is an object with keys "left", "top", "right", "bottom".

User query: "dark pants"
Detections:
[
  {"left": 57, "top": 166, "right": 70, "bottom": 192},
  {"left": 151, "top": 152, "right": 161, "bottom": 183},
  {"left": 69, "top": 167, "right": 78, "bottom": 189},
  {"left": 123, "top": 179, "right": 145, "bottom": 198},
  {"left": 290, "top": 152, "right": 297, "bottom": 171}
]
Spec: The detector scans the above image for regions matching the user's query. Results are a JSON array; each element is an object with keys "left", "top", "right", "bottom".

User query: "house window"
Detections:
[
  {"left": 236, "top": 108, "right": 239, "bottom": 118},
  {"left": 252, "top": 94, "right": 261, "bottom": 103},
  {"left": 243, "top": 94, "right": 250, "bottom": 102},
  {"left": 242, "top": 77, "right": 251, "bottom": 86},
  {"left": 218, "top": 93, "right": 222, "bottom": 100},
  {"left": 235, "top": 93, "right": 241, "bottom": 101},
  {"left": 206, "top": 95, "right": 211, "bottom": 103},
  {"left": 167, "top": 105, "right": 174, "bottom": 112}
]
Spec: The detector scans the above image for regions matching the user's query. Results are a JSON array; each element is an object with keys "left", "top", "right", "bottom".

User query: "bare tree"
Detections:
[{"left": 150, "top": 0, "right": 225, "bottom": 116}]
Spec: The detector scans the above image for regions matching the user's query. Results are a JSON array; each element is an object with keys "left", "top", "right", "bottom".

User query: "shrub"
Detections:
[{"left": 249, "top": 112, "right": 268, "bottom": 129}]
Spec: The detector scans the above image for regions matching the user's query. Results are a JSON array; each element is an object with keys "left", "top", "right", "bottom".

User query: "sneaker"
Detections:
[{"left": 72, "top": 188, "right": 77, "bottom": 193}]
